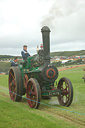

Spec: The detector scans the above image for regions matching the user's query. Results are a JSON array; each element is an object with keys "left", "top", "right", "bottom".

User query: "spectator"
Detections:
[{"left": 11, "top": 57, "right": 18, "bottom": 66}]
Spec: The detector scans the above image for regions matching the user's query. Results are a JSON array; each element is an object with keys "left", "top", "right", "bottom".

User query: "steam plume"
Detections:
[{"left": 41, "top": 0, "right": 85, "bottom": 28}]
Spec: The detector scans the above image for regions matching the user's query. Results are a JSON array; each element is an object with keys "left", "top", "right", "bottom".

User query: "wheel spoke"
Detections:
[
  {"left": 31, "top": 97, "right": 37, "bottom": 107},
  {"left": 10, "top": 92, "right": 15, "bottom": 98},
  {"left": 65, "top": 83, "right": 68, "bottom": 90},
  {"left": 32, "top": 96, "right": 36, "bottom": 102},
  {"left": 30, "top": 86, "right": 36, "bottom": 96},
  {"left": 10, "top": 82, "right": 13, "bottom": 87},
  {"left": 60, "top": 95, "right": 63, "bottom": 101},
  {"left": 13, "top": 89, "right": 16, "bottom": 93},
  {"left": 9, "top": 72, "right": 15, "bottom": 81},
  {"left": 61, "top": 82, "right": 69, "bottom": 95},
  {"left": 31, "top": 91, "right": 36, "bottom": 96}
]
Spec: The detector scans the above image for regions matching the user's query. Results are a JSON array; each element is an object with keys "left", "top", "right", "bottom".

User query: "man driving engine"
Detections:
[{"left": 21, "top": 45, "right": 30, "bottom": 60}]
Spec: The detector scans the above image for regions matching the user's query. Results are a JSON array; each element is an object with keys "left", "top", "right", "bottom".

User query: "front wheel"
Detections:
[
  {"left": 26, "top": 78, "right": 41, "bottom": 109},
  {"left": 57, "top": 77, "right": 73, "bottom": 107}
]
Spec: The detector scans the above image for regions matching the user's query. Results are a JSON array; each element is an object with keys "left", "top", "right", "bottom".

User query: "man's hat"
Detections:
[{"left": 23, "top": 45, "right": 27, "bottom": 47}]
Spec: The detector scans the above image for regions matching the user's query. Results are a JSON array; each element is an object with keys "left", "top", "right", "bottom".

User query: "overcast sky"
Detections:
[{"left": 0, "top": 0, "right": 85, "bottom": 56}]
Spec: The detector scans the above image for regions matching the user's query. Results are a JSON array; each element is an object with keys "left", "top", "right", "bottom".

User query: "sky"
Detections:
[{"left": 0, "top": 0, "right": 85, "bottom": 56}]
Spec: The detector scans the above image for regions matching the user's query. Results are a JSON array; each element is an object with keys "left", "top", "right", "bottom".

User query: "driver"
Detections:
[{"left": 21, "top": 45, "right": 30, "bottom": 60}]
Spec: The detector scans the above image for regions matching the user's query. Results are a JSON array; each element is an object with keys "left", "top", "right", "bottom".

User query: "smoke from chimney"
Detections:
[{"left": 41, "top": 0, "right": 85, "bottom": 29}]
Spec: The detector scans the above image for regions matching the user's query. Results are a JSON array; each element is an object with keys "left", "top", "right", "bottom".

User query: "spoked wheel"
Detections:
[
  {"left": 57, "top": 77, "right": 73, "bottom": 107},
  {"left": 26, "top": 78, "right": 41, "bottom": 109},
  {"left": 9, "top": 67, "right": 23, "bottom": 102}
]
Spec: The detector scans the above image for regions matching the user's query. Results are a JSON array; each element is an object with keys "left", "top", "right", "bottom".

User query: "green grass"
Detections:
[
  {"left": 0, "top": 75, "right": 8, "bottom": 87},
  {"left": 0, "top": 66, "right": 85, "bottom": 128},
  {"left": 0, "top": 96, "right": 77, "bottom": 128}
]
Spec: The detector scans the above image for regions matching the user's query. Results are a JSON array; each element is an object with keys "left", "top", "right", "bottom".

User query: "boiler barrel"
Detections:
[{"left": 41, "top": 26, "right": 51, "bottom": 64}]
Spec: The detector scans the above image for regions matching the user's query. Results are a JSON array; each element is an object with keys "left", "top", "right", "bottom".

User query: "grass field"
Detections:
[{"left": 0, "top": 66, "right": 85, "bottom": 128}]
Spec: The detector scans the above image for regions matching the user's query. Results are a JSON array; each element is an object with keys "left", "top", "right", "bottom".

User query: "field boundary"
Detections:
[{"left": 58, "top": 64, "right": 85, "bottom": 71}]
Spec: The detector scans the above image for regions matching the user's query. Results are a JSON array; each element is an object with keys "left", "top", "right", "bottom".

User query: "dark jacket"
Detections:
[
  {"left": 11, "top": 61, "right": 18, "bottom": 66},
  {"left": 21, "top": 50, "right": 30, "bottom": 60}
]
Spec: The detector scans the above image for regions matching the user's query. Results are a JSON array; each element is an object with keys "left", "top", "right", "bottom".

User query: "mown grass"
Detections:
[
  {"left": 0, "top": 75, "right": 8, "bottom": 87},
  {"left": 0, "top": 93, "right": 77, "bottom": 128},
  {"left": 0, "top": 66, "right": 85, "bottom": 128}
]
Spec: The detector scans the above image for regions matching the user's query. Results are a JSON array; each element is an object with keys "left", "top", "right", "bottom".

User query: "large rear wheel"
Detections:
[
  {"left": 57, "top": 77, "right": 73, "bottom": 107},
  {"left": 26, "top": 78, "right": 41, "bottom": 109},
  {"left": 9, "top": 67, "right": 23, "bottom": 102}
]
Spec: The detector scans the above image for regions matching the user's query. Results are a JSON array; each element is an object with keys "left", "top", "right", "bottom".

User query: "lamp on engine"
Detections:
[{"left": 8, "top": 26, "right": 73, "bottom": 109}]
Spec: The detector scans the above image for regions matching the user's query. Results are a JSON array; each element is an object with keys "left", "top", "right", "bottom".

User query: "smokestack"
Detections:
[{"left": 41, "top": 26, "right": 51, "bottom": 65}]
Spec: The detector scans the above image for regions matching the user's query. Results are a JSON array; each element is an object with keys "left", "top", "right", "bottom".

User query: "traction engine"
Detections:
[{"left": 8, "top": 26, "right": 73, "bottom": 109}]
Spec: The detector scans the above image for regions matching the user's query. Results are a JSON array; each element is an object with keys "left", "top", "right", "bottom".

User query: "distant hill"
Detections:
[
  {"left": 51, "top": 50, "right": 85, "bottom": 57},
  {"left": 0, "top": 55, "right": 21, "bottom": 60},
  {"left": 0, "top": 50, "right": 85, "bottom": 60},
  {"left": 0, "top": 50, "right": 85, "bottom": 73}
]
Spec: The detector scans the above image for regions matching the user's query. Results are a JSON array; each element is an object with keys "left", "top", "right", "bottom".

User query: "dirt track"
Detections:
[
  {"left": 58, "top": 64, "right": 85, "bottom": 71},
  {"left": 40, "top": 108, "right": 85, "bottom": 128}
]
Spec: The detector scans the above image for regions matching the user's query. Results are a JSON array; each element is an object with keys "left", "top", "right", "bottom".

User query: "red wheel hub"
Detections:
[{"left": 46, "top": 68, "right": 56, "bottom": 79}]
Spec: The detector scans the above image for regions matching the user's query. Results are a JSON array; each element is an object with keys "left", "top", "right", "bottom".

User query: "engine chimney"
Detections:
[{"left": 41, "top": 26, "right": 51, "bottom": 65}]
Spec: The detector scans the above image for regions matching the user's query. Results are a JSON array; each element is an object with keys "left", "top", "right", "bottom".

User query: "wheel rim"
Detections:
[
  {"left": 27, "top": 80, "right": 38, "bottom": 108},
  {"left": 58, "top": 78, "right": 73, "bottom": 106},
  {"left": 9, "top": 69, "right": 16, "bottom": 101}
]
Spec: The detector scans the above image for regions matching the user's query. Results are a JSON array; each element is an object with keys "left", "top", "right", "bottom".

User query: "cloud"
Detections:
[
  {"left": 41, "top": 0, "right": 85, "bottom": 28},
  {"left": 0, "top": 0, "right": 85, "bottom": 55},
  {"left": 0, "top": 0, "right": 46, "bottom": 51},
  {"left": 50, "top": 41, "right": 85, "bottom": 52},
  {"left": 0, "top": 47, "right": 37, "bottom": 56}
]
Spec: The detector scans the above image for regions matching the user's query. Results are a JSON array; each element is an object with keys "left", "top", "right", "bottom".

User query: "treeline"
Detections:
[
  {"left": 0, "top": 50, "right": 85, "bottom": 60},
  {"left": 0, "top": 55, "right": 21, "bottom": 60},
  {"left": 0, "top": 55, "right": 14, "bottom": 58},
  {"left": 0, "top": 55, "right": 14, "bottom": 60}
]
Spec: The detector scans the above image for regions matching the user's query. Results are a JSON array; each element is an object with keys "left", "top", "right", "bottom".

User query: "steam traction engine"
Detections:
[{"left": 9, "top": 26, "right": 73, "bottom": 109}]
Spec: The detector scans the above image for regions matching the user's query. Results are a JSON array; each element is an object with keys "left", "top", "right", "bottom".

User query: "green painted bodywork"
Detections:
[
  {"left": 41, "top": 89, "right": 59, "bottom": 96},
  {"left": 19, "top": 57, "right": 40, "bottom": 78},
  {"left": 19, "top": 56, "right": 59, "bottom": 97}
]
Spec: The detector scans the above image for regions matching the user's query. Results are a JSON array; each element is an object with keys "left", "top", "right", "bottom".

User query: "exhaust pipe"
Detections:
[{"left": 41, "top": 26, "right": 51, "bottom": 65}]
